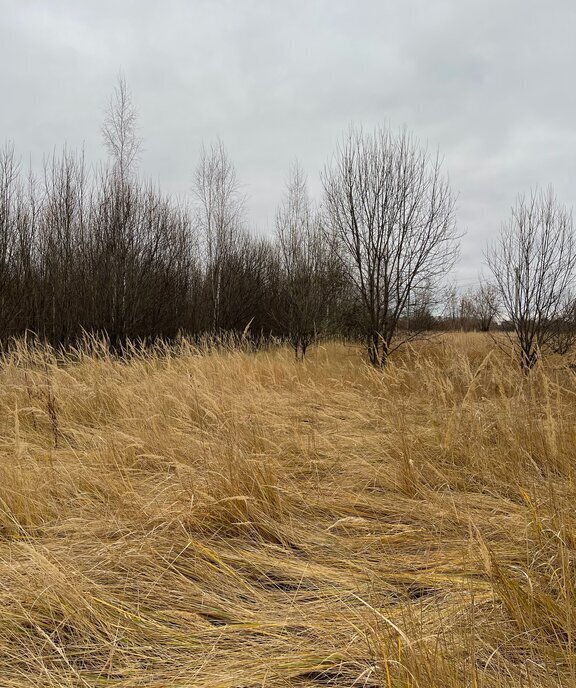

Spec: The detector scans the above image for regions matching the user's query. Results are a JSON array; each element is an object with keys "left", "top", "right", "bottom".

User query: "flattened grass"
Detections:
[{"left": 1, "top": 334, "right": 576, "bottom": 686}]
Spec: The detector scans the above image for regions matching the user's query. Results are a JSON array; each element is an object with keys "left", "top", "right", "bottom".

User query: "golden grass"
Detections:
[{"left": 2, "top": 334, "right": 576, "bottom": 686}]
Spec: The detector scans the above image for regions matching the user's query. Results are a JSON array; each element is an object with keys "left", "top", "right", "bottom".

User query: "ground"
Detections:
[{"left": 1, "top": 334, "right": 576, "bottom": 687}]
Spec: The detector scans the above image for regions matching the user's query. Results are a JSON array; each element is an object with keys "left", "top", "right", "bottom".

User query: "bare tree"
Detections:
[
  {"left": 486, "top": 188, "right": 576, "bottom": 370},
  {"left": 275, "top": 163, "right": 340, "bottom": 359},
  {"left": 404, "top": 279, "right": 437, "bottom": 332},
  {"left": 442, "top": 283, "right": 461, "bottom": 330},
  {"left": 38, "top": 148, "right": 88, "bottom": 345},
  {"left": 0, "top": 144, "right": 27, "bottom": 341},
  {"left": 99, "top": 77, "right": 144, "bottom": 348},
  {"left": 549, "top": 295, "right": 576, "bottom": 355},
  {"left": 451, "top": 283, "right": 500, "bottom": 332},
  {"left": 193, "top": 140, "right": 245, "bottom": 332},
  {"left": 102, "top": 75, "right": 141, "bottom": 183},
  {"left": 468, "top": 281, "right": 500, "bottom": 332},
  {"left": 322, "top": 125, "right": 458, "bottom": 366}
]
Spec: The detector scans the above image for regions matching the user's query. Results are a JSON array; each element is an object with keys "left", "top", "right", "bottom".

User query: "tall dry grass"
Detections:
[{"left": 1, "top": 334, "right": 576, "bottom": 686}]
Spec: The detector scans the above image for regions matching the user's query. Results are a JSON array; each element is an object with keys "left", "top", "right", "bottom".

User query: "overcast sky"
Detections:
[{"left": 2, "top": 0, "right": 576, "bottom": 286}]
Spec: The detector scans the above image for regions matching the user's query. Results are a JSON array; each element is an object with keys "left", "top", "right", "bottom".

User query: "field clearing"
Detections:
[{"left": 2, "top": 334, "right": 576, "bottom": 686}]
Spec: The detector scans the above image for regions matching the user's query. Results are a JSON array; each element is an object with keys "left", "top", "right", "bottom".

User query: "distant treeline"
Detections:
[
  {"left": 0, "top": 142, "right": 343, "bottom": 351},
  {"left": 0, "top": 80, "right": 453, "bottom": 360},
  {"left": 2, "top": 78, "right": 576, "bottom": 368}
]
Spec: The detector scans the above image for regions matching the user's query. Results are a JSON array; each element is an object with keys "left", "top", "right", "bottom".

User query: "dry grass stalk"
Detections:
[{"left": 1, "top": 334, "right": 576, "bottom": 686}]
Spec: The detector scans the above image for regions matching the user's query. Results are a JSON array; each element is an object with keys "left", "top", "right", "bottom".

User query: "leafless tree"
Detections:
[
  {"left": 403, "top": 279, "right": 437, "bottom": 332},
  {"left": 216, "top": 232, "right": 278, "bottom": 335},
  {"left": 99, "top": 77, "right": 147, "bottom": 347},
  {"left": 441, "top": 283, "right": 462, "bottom": 329},
  {"left": 0, "top": 144, "right": 27, "bottom": 340},
  {"left": 548, "top": 295, "right": 576, "bottom": 355},
  {"left": 468, "top": 282, "right": 500, "bottom": 332},
  {"left": 486, "top": 188, "right": 576, "bottom": 370},
  {"left": 193, "top": 140, "right": 245, "bottom": 332},
  {"left": 38, "top": 148, "right": 88, "bottom": 345},
  {"left": 102, "top": 75, "right": 141, "bottom": 183},
  {"left": 275, "top": 163, "right": 340, "bottom": 359},
  {"left": 322, "top": 125, "right": 458, "bottom": 366}
]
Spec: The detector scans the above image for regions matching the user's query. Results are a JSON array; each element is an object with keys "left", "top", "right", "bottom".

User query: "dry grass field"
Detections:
[{"left": 2, "top": 334, "right": 576, "bottom": 686}]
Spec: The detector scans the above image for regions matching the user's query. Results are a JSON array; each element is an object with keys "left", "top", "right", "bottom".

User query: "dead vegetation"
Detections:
[{"left": 1, "top": 334, "right": 576, "bottom": 686}]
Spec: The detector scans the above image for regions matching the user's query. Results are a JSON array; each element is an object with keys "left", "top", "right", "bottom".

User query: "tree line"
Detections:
[{"left": 2, "top": 77, "right": 576, "bottom": 370}]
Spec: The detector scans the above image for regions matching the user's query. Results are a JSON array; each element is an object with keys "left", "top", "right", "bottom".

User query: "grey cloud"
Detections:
[{"left": 2, "top": 0, "right": 576, "bottom": 285}]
